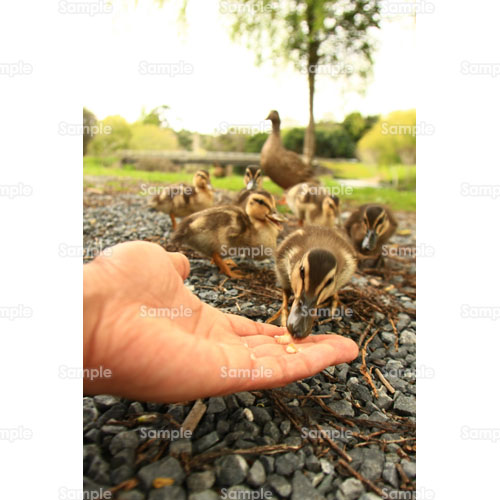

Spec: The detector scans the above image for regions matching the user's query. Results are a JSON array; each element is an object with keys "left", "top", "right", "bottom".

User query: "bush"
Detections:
[
  {"left": 244, "top": 132, "right": 268, "bottom": 153},
  {"left": 83, "top": 108, "right": 97, "bottom": 155},
  {"left": 87, "top": 115, "right": 132, "bottom": 156},
  {"left": 357, "top": 110, "right": 416, "bottom": 165},
  {"left": 129, "top": 123, "right": 179, "bottom": 150}
]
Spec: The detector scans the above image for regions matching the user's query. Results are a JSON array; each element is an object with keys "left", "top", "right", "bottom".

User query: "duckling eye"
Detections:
[
  {"left": 325, "top": 278, "right": 334, "bottom": 287},
  {"left": 256, "top": 199, "right": 265, "bottom": 205},
  {"left": 300, "top": 266, "right": 305, "bottom": 279}
]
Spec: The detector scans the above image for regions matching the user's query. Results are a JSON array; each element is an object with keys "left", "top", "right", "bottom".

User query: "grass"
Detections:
[{"left": 84, "top": 156, "right": 415, "bottom": 211}]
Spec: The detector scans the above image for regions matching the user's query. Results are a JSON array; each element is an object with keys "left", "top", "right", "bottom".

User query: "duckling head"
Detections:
[
  {"left": 360, "top": 205, "right": 389, "bottom": 253},
  {"left": 193, "top": 170, "right": 213, "bottom": 191},
  {"left": 287, "top": 249, "right": 338, "bottom": 339},
  {"left": 246, "top": 192, "right": 284, "bottom": 229},
  {"left": 244, "top": 165, "right": 262, "bottom": 191},
  {"left": 322, "top": 194, "right": 340, "bottom": 217}
]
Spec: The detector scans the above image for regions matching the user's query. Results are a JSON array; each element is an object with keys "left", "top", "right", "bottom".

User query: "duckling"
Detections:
[
  {"left": 148, "top": 170, "right": 213, "bottom": 230},
  {"left": 235, "top": 165, "right": 263, "bottom": 208},
  {"left": 172, "top": 191, "right": 284, "bottom": 279},
  {"left": 260, "top": 110, "right": 315, "bottom": 189},
  {"left": 286, "top": 182, "right": 340, "bottom": 228},
  {"left": 268, "top": 226, "right": 357, "bottom": 351},
  {"left": 345, "top": 204, "right": 398, "bottom": 268}
]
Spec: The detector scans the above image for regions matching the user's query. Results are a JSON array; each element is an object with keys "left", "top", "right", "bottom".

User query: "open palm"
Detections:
[{"left": 84, "top": 241, "right": 358, "bottom": 403}]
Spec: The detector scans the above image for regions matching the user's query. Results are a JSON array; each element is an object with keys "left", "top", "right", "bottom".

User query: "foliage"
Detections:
[
  {"left": 244, "top": 132, "right": 268, "bottom": 153},
  {"left": 357, "top": 109, "right": 416, "bottom": 165},
  {"left": 129, "top": 123, "right": 179, "bottom": 150},
  {"left": 83, "top": 108, "right": 97, "bottom": 156},
  {"left": 176, "top": 129, "right": 193, "bottom": 150},
  {"left": 87, "top": 115, "right": 132, "bottom": 156},
  {"left": 140, "top": 105, "right": 170, "bottom": 128}
]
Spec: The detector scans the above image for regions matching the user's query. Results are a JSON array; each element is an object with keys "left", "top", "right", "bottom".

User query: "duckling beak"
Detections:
[
  {"left": 361, "top": 229, "right": 377, "bottom": 252},
  {"left": 287, "top": 294, "right": 317, "bottom": 339},
  {"left": 246, "top": 179, "right": 256, "bottom": 190},
  {"left": 266, "top": 211, "right": 285, "bottom": 230}
]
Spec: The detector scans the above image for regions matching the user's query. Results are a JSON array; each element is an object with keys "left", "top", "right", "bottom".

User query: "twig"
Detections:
[
  {"left": 337, "top": 458, "right": 385, "bottom": 497},
  {"left": 389, "top": 317, "right": 399, "bottom": 351},
  {"left": 357, "top": 319, "right": 374, "bottom": 347},
  {"left": 314, "top": 424, "right": 352, "bottom": 462},
  {"left": 182, "top": 399, "right": 207, "bottom": 434},
  {"left": 360, "top": 329, "right": 380, "bottom": 398},
  {"left": 375, "top": 368, "right": 396, "bottom": 394}
]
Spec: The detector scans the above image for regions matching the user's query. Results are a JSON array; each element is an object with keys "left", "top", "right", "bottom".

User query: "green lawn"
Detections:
[{"left": 83, "top": 156, "right": 415, "bottom": 211}]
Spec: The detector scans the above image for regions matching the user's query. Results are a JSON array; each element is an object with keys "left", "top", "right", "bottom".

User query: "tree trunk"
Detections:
[{"left": 303, "top": 68, "right": 316, "bottom": 166}]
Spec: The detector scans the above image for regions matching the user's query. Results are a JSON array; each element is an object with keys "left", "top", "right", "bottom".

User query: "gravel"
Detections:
[{"left": 83, "top": 192, "right": 416, "bottom": 499}]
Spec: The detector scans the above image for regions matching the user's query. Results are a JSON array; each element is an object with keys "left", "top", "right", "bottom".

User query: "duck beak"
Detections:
[
  {"left": 287, "top": 294, "right": 317, "bottom": 339},
  {"left": 246, "top": 179, "right": 256, "bottom": 190},
  {"left": 265, "top": 112, "right": 271, "bottom": 120},
  {"left": 266, "top": 211, "right": 285, "bottom": 230},
  {"left": 361, "top": 229, "right": 377, "bottom": 252}
]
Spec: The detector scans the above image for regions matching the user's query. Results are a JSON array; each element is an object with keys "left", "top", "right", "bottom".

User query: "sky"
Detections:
[{"left": 85, "top": 0, "right": 415, "bottom": 133}]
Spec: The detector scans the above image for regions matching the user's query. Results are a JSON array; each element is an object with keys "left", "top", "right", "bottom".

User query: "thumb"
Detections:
[{"left": 168, "top": 252, "right": 190, "bottom": 280}]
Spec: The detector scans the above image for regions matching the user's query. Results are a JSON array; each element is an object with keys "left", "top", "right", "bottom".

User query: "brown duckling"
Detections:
[
  {"left": 268, "top": 226, "right": 357, "bottom": 351},
  {"left": 260, "top": 110, "right": 314, "bottom": 189},
  {"left": 286, "top": 182, "right": 340, "bottom": 228},
  {"left": 148, "top": 170, "right": 214, "bottom": 230},
  {"left": 172, "top": 191, "right": 284, "bottom": 279},
  {"left": 235, "top": 165, "right": 263, "bottom": 208},
  {"left": 344, "top": 204, "right": 398, "bottom": 267}
]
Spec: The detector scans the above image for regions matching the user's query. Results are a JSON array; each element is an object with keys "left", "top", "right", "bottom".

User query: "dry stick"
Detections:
[
  {"left": 357, "top": 319, "right": 374, "bottom": 347},
  {"left": 360, "top": 329, "right": 380, "bottom": 399},
  {"left": 189, "top": 443, "right": 302, "bottom": 468},
  {"left": 375, "top": 367, "right": 396, "bottom": 394},
  {"left": 182, "top": 399, "right": 207, "bottom": 434},
  {"left": 314, "top": 424, "right": 352, "bottom": 463},
  {"left": 396, "top": 462, "right": 410, "bottom": 487},
  {"left": 389, "top": 317, "right": 399, "bottom": 351},
  {"left": 337, "top": 459, "right": 385, "bottom": 497}
]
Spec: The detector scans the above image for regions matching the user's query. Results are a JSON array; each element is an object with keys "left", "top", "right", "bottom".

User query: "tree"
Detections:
[
  {"left": 140, "top": 105, "right": 170, "bottom": 128},
  {"left": 87, "top": 115, "right": 132, "bottom": 156},
  {"left": 228, "top": 0, "right": 381, "bottom": 165},
  {"left": 83, "top": 108, "right": 97, "bottom": 155}
]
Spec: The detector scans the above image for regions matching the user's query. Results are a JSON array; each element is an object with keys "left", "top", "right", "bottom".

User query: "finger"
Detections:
[
  {"left": 225, "top": 314, "right": 288, "bottom": 337},
  {"left": 239, "top": 336, "right": 359, "bottom": 391},
  {"left": 168, "top": 252, "right": 190, "bottom": 280}
]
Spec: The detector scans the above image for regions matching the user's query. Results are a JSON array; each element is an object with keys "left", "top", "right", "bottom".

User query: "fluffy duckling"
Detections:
[
  {"left": 260, "top": 110, "right": 314, "bottom": 189},
  {"left": 172, "top": 191, "right": 284, "bottom": 279},
  {"left": 148, "top": 170, "right": 213, "bottom": 230},
  {"left": 345, "top": 204, "right": 398, "bottom": 267},
  {"left": 268, "top": 226, "right": 357, "bottom": 351},
  {"left": 235, "top": 165, "right": 263, "bottom": 208},
  {"left": 286, "top": 182, "right": 340, "bottom": 228}
]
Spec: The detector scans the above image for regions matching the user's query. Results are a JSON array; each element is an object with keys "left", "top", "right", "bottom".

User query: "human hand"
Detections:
[{"left": 84, "top": 241, "right": 358, "bottom": 403}]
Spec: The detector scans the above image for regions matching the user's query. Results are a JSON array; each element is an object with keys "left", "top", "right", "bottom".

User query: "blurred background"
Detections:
[{"left": 83, "top": 0, "right": 416, "bottom": 211}]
